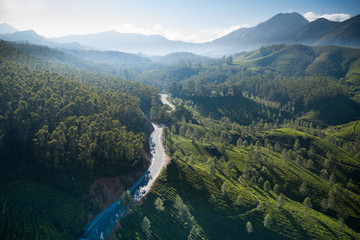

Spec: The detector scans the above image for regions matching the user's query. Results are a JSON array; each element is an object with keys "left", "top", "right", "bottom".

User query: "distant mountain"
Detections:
[
  {"left": 1, "top": 13, "right": 359, "bottom": 57},
  {"left": 62, "top": 48, "right": 152, "bottom": 65},
  {"left": 61, "top": 48, "right": 157, "bottom": 71},
  {"left": 209, "top": 13, "right": 360, "bottom": 55},
  {"left": 52, "top": 31, "right": 198, "bottom": 56},
  {"left": 0, "top": 30, "right": 47, "bottom": 44},
  {"left": 0, "top": 29, "right": 91, "bottom": 50},
  {"left": 207, "top": 13, "right": 309, "bottom": 53},
  {"left": 0, "top": 23, "right": 18, "bottom": 34},
  {"left": 290, "top": 18, "right": 340, "bottom": 45},
  {"left": 314, "top": 14, "right": 360, "bottom": 47},
  {"left": 150, "top": 52, "right": 210, "bottom": 65}
]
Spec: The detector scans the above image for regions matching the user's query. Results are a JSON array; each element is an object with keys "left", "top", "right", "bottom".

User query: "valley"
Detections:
[{"left": 0, "top": 8, "right": 360, "bottom": 240}]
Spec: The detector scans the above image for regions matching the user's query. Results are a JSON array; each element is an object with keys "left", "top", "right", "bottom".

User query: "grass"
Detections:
[{"left": 0, "top": 181, "right": 86, "bottom": 240}]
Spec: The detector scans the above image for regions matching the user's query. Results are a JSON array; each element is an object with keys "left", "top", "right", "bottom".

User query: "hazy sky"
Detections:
[{"left": 0, "top": 0, "right": 359, "bottom": 42}]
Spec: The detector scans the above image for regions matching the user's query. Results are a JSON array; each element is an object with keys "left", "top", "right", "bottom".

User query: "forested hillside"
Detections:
[
  {"left": 0, "top": 58, "right": 147, "bottom": 178},
  {"left": 160, "top": 47, "right": 360, "bottom": 125},
  {"left": 0, "top": 40, "right": 160, "bottom": 113},
  {"left": 0, "top": 40, "right": 161, "bottom": 239}
]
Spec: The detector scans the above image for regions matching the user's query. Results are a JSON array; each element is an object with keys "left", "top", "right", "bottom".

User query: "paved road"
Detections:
[
  {"left": 79, "top": 94, "right": 173, "bottom": 240},
  {"left": 79, "top": 125, "right": 167, "bottom": 240},
  {"left": 160, "top": 93, "right": 175, "bottom": 111},
  {"left": 141, "top": 123, "right": 167, "bottom": 196}
]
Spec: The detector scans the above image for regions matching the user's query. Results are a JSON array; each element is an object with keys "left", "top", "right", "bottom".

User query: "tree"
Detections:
[
  {"left": 243, "top": 139, "right": 248, "bottom": 148},
  {"left": 258, "top": 177, "right": 264, "bottom": 185},
  {"left": 264, "top": 213, "right": 272, "bottom": 228},
  {"left": 273, "top": 184, "right": 281, "bottom": 195},
  {"left": 237, "top": 138, "right": 243, "bottom": 147},
  {"left": 282, "top": 149, "right": 289, "bottom": 166},
  {"left": 320, "top": 169, "right": 328, "bottom": 179},
  {"left": 221, "top": 181, "right": 229, "bottom": 196},
  {"left": 142, "top": 216, "right": 151, "bottom": 238},
  {"left": 347, "top": 178, "right": 354, "bottom": 189},
  {"left": 303, "top": 197, "right": 312, "bottom": 209},
  {"left": 276, "top": 194, "right": 285, "bottom": 208},
  {"left": 119, "top": 190, "right": 133, "bottom": 209},
  {"left": 320, "top": 198, "right": 328, "bottom": 211},
  {"left": 246, "top": 221, "right": 253, "bottom": 233},
  {"left": 154, "top": 197, "right": 165, "bottom": 211},
  {"left": 264, "top": 180, "right": 271, "bottom": 192},
  {"left": 295, "top": 155, "right": 303, "bottom": 166},
  {"left": 299, "top": 182, "right": 308, "bottom": 195},
  {"left": 294, "top": 139, "right": 301, "bottom": 151},
  {"left": 225, "top": 161, "right": 235, "bottom": 176},
  {"left": 324, "top": 158, "right": 330, "bottom": 169},
  {"left": 255, "top": 140, "right": 262, "bottom": 149},
  {"left": 174, "top": 195, "right": 194, "bottom": 225},
  {"left": 274, "top": 142, "right": 281, "bottom": 152},
  {"left": 236, "top": 194, "right": 242, "bottom": 206},
  {"left": 250, "top": 175, "right": 257, "bottom": 185},
  {"left": 329, "top": 173, "right": 336, "bottom": 184},
  {"left": 327, "top": 189, "right": 335, "bottom": 209},
  {"left": 174, "top": 195, "right": 185, "bottom": 210},
  {"left": 226, "top": 56, "right": 233, "bottom": 65},
  {"left": 306, "top": 159, "right": 313, "bottom": 169},
  {"left": 209, "top": 194, "right": 216, "bottom": 205}
]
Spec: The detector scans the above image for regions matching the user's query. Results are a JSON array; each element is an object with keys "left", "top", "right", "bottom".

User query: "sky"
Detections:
[{"left": 0, "top": 0, "right": 359, "bottom": 43}]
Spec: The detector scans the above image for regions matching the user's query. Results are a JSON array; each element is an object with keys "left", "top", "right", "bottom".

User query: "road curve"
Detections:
[
  {"left": 79, "top": 95, "right": 172, "bottom": 240},
  {"left": 160, "top": 93, "right": 175, "bottom": 111}
]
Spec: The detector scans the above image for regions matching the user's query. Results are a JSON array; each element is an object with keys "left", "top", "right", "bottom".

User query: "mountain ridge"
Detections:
[
  {"left": 0, "top": 23, "right": 18, "bottom": 34},
  {"left": 0, "top": 12, "right": 359, "bottom": 56}
]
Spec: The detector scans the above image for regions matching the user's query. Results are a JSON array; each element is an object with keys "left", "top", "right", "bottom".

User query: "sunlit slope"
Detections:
[
  {"left": 234, "top": 45, "right": 360, "bottom": 79},
  {"left": 117, "top": 121, "right": 360, "bottom": 239}
]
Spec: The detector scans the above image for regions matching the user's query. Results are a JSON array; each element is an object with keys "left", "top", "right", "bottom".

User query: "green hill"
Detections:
[
  {"left": 234, "top": 45, "right": 360, "bottom": 80},
  {"left": 117, "top": 115, "right": 360, "bottom": 239},
  {"left": 178, "top": 95, "right": 294, "bottom": 125}
]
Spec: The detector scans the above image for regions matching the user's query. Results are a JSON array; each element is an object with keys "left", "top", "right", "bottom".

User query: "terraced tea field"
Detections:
[{"left": 0, "top": 181, "right": 86, "bottom": 240}]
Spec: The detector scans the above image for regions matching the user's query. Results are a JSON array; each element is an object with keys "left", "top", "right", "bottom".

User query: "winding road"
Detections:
[
  {"left": 79, "top": 94, "right": 172, "bottom": 240},
  {"left": 160, "top": 93, "right": 175, "bottom": 111}
]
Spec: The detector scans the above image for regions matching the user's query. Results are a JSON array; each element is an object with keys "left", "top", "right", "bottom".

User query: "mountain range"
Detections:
[
  {"left": 0, "top": 23, "right": 18, "bottom": 34},
  {"left": 1, "top": 12, "right": 359, "bottom": 56},
  {"left": 206, "top": 13, "right": 360, "bottom": 55}
]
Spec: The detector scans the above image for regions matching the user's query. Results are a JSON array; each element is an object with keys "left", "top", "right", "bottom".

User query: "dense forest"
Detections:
[{"left": 0, "top": 40, "right": 162, "bottom": 239}]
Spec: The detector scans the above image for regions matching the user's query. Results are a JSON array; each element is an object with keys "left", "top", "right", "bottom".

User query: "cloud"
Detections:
[
  {"left": 303, "top": 12, "right": 351, "bottom": 22},
  {"left": 108, "top": 23, "right": 247, "bottom": 43}
]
